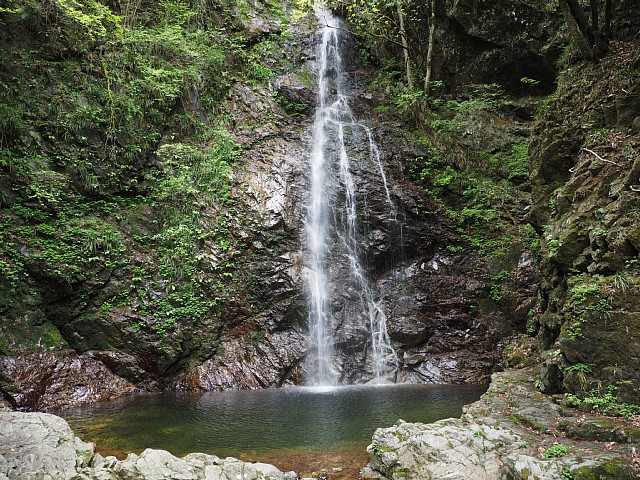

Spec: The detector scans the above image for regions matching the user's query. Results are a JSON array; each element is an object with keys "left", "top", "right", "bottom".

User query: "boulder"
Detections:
[
  {"left": 0, "top": 411, "right": 93, "bottom": 479},
  {"left": 364, "top": 370, "right": 638, "bottom": 479},
  {"left": 0, "top": 411, "right": 299, "bottom": 480}
]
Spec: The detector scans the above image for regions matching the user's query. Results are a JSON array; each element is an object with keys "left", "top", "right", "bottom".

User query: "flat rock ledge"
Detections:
[
  {"left": 0, "top": 409, "right": 298, "bottom": 480},
  {"left": 363, "top": 369, "right": 640, "bottom": 480}
]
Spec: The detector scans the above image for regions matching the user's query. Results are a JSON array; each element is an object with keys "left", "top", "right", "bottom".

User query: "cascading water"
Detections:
[{"left": 306, "top": 7, "right": 397, "bottom": 386}]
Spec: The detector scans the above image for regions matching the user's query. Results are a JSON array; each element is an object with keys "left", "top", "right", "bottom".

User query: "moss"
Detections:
[
  {"left": 510, "top": 413, "right": 550, "bottom": 433},
  {"left": 564, "top": 419, "right": 618, "bottom": 442},
  {"left": 39, "top": 322, "right": 66, "bottom": 348},
  {"left": 571, "top": 459, "right": 637, "bottom": 480},
  {"left": 393, "top": 431, "right": 409, "bottom": 442}
]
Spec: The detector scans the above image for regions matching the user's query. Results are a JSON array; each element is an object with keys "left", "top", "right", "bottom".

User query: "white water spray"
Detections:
[{"left": 306, "top": 7, "right": 397, "bottom": 385}]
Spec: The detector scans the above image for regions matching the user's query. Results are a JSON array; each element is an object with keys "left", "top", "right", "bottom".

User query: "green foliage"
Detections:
[
  {"left": 407, "top": 82, "right": 536, "bottom": 273},
  {"left": 0, "top": 0, "right": 259, "bottom": 345},
  {"left": 564, "top": 392, "right": 582, "bottom": 407},
  {"left": 563, "top": 274, "right": 615, "bottom": 342},
  {"left": 566, "top": 324, "right": 584, "bottom": 339},
  {"left": 2, "top": 204, "right": 127, "bottom": 285},
  {"left": 520, "top": 76, "right": 540, "bottom": 86},
  {"left": 472, "top": 429, "right": 486, "bottom": 439},
  {"left": 564, "top": 385, "right": 640, "bottom": 417},
  {"left": 542, "top": 444, "right": 568, "bottom": 458},
  {"left": 370, "top": 441, "right": 383, "bottom": 456},
  {"left": 568, "top": 275, "right": 601, "bottom": 305},
  {"left": 56, "top": 0, "right": 123, "bottom": 47},
  {"left": 10, "top": 0, "right": 123, "bottom": 52},
  {"left": 154, "top": 135, "right": 236, "bottom": 219},
  {"left": 483, "top": 270, "right": 511, "bottom": 302},
  {"left": 251, "top": 63, "right": 276, "bottom": 80},
  {"left": 124, "top": 132, "right": 240, "bottom": 335},
  {"left": 0, "top": 0, "right": 20, "bottom": 15},
  {"left": 275, "top": 93, "right": 309, "bottom": 116},
  {"left": 612, "top": 271, "right": 629, "bottom": 293},
  {"left": 565, "top": 363, "right": 592, "bottom": 374}
]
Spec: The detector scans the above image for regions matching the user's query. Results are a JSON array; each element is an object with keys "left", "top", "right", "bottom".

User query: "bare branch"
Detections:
[
  {"left": 318, "top": 18, "right": 406, "bottom": 49},
  {"left": 582, "top": 147, "right": 623, "bottom": 166}
]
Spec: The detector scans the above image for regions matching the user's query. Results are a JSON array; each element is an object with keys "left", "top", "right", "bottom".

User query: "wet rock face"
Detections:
[
  {"left": 172, "top": 333, "right": 306, "bottom": 390},
  {"left": 377, "top": 252, "right": 499, "bottom": 384},
  {"left": 0, "top": 8, "right": 533, "bottom": 405},
  {"left": 1, "top": 350, "right": 138, "bottom": 410},
  {"left": 173, "top": 15, "right": 507, "bottom": 389}
]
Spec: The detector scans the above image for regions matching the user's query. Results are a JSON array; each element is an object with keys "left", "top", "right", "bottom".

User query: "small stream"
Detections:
[{"left": 60, "top": 383, "right": 486, "bottom": 478}]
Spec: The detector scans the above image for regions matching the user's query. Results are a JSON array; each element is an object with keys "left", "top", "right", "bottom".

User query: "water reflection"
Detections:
[{"left": 61, "top": 383, "right": 487, "bottom": 458}]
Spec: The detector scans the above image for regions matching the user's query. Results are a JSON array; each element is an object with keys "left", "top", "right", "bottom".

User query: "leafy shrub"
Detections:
[
  {"left": 543, "top": 444, "right": 568, "bottom": 458},
  {"left": 564, "top": 385, "right": 640, "bottom": 417}
]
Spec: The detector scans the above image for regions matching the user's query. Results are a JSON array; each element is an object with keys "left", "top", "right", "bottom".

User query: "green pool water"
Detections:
[{"left": 61, "top": 383, "right": 486, "bottom": 458}]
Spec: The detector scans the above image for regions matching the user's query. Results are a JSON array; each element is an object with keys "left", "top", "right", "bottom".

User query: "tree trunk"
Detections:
[
  {"left": 560, "top": 0, "right": 592, "bottom": 58},
  {"left": 604, "top": 0, "right": 613, "bottom": 37},
  {"left": 396, "top": 2, "right": 413, "bottom": 91},
  {"left": 590, "top": 0, "right": 601, "bottom": 56},
  {"left": 423, "top": 0, "right": 436, "bottom": 94},
  {"left": 563, "top": 0, "right": 609, "bottom": 59},
  {"left": 590, "top": 0, "right": 599, "bottom": 33},
  {"left": 564, "top": 0, "right": 596, "bottom": 49}
]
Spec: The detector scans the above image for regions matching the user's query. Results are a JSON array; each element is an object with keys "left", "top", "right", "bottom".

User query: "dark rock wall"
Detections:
[
  {"left": 529, "top": 41, "right": 640, "bottom": 402},
  {"left": 172, "top": 21, "right": 507, "bottom": 390},
  {"left": 436, "top": 0, "right": 563, "bottom": 93}
]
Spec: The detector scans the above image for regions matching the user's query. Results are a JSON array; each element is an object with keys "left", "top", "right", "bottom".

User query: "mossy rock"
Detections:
[
  {"left": 509, "top": 412, "right": 550, "bottom": 433},
  {"left": 559, "top": 311, "right": 640, "bottom": 401},
  {"left": 571, "top": 458, "right": 637, "bottom": 480},
  {"left": 502, "top": 336, "right": 539, "bottom": 368},
  {"left": 538, "top": 312, "right": 562, "bottom": 349},
  {"left": 564, "top": 419, "right": 618, "bottom": 442},
  {"left": 627, "top": 222, "right": 640, "bottom": 252}
]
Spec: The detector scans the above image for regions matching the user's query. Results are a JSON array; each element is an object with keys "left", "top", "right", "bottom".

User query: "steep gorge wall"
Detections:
[
  {"left": 0, "top": 0, "right": 532, "bottom": 409},
  {"left": 0, "top": 0, "right": 316, "bottom": 407},
  {"left": 6, "top": 0, "right": 634, "bottom": 411},
  {"left": 350, "top": 0, "right": 640, "bottom": 404}
]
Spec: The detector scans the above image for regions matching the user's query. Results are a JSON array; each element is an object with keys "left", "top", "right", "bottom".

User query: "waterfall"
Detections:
[{"left": 305, "top": 7, "right": 397, "bottom": 385}]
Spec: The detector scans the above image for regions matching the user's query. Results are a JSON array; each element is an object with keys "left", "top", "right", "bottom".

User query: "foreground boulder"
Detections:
[
  {"left": 363, "top": 370, "right": 640, "bottom": 480},
  {"left": 0, "top": 408, "right": 297, "bottom": 480},
  {"left": 0, "top": 410, "right": 93, "bottom": 479}
]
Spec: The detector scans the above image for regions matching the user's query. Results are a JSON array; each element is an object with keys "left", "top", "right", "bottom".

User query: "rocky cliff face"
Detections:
[
  {"left": 433, "top": 0, "right": 563, "bottom": 93},
  {"left": 0, "top": 0, "right": 532, "bottom": 409},
  {"left": 529, "top": 41, "right": 640, "bottom": 403},
  {"left": 170, "top": 18, "right": 510, "bottom": 390}
]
